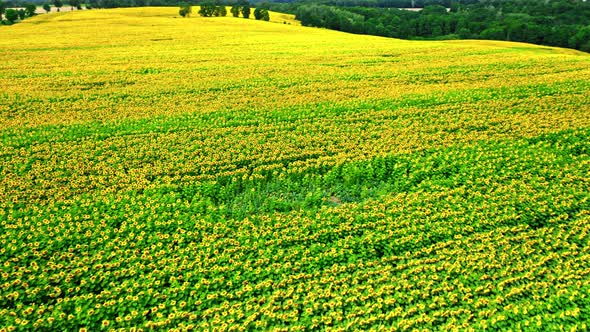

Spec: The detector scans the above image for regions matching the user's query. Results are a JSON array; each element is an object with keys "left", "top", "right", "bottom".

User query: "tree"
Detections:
[
  {"left": 69, "top": 0, "right": 80, "bottom": 10},
  {"left": 254, "top": 3, "right": 270, "bottom": 21},
  {"left": 503, "top": 13, "right": 530, "bottom": 41},
  {"left": 230, "top": 4, "right": 239, "bottom": 17},
  {"left": 198, "top": 2, "right": 215, "bottom": 17},
  {"left": 43, "top": 3, "right": 51, "bottom": 12},
  {"left": 0, "top": 0, "right": 6, "bottom": 21},
  {"left": 213, "top": 5, "right": 226, "bottom": 17},
  {"left": 25, "top": 4, "right": 37, "bottom": 16},
  {"left": 480, "top": 26, "right": 505, "bottom": 40},
  {"left": 53, "top": 0, "right": 63, "bottom": 11},
  {"left": 422, "top": 4, "right": 447, "bottom": 16},
  {"left": 5, "top": 8, "right": 18, "bottom": 22},
  {"left": 457, "top": 27, "right": 471, "bottom": 38},
  {"left": 87, "top": 0, "right": 99, "bottom": 9},
  {"left": 240, "top": 1, "right": 250, "bottom": 19},
  {"left": 253, "top": 7, "right": 262, "bottom": 20},
  {"left": 254, "top": 1, "right": 270, "bottom": 20},
  {"left": 569, "top": 25, "right": 590, "bottom": 51},
  {"left": 179, "top": 2, "right": 191, "bottom": 17}
]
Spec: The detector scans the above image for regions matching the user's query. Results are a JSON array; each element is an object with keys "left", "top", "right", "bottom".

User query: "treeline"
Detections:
[
  {"left": 287, "top": 0, "right": 590, "bottom": 52},
  {"left": 273, "top": 0, "right": 471, "bottom": 7},
  {"left": 1, "top": 0, "right": 85, "bottom": 26},
  {"left": 178, "top": 0, "right": 269, "bottom": 19},
  {"left": 84, "top": 0, "right": 174, "bottom": 8},
  {"left": 2, "top": 0, "right": 84, "bottom": 6},
  {"left": 0, "top": 2, "right": 36, "bottom": 24}
]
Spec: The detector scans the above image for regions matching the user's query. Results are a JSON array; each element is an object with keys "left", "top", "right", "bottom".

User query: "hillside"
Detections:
[{"left": 1, "top": 7, "right": 589, "bottom": 330}]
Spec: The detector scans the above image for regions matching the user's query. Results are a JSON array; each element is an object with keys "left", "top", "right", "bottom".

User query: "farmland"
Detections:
[{"left": 1, "top": 7, "right": 590, "bottom": 331}]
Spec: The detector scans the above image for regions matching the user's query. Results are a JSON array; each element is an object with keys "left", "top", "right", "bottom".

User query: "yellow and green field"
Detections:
[{"left": 1, "top": 7, "right": 589, "bottom": 330}]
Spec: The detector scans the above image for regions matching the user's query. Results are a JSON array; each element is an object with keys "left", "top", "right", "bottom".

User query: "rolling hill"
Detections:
[{"left": 1, "top": 7, "right": 589, "bottom": 330}]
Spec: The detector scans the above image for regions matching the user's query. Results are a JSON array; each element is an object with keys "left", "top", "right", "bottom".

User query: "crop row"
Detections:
[
  {"left": 1, "top": 129, "right": 589, "bottom": 330},
  {"left": 2, "top": 81, "right": 589, "bottom": 209}
]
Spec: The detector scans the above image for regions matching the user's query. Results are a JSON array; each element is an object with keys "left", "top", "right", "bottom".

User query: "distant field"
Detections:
[
  {"left": 35, "top": 6, "right": 83, "bottom": 14},
  {"left": 6, "top": 6, "right": 81, "bottom": 14},
  {"left": 1, "top": 7, "right": 589, "bottom": 330}
]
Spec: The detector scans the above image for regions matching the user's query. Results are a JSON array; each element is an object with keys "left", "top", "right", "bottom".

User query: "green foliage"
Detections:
[
  {"left": 0, "top": 1, "right": 6, "bottom": 21},
  {"left": 254, "top": 7, "right": 269, "bottom": 21},
  {"left": 198, "top": 2, "right": 214, "bottom": 17},
  {"left": 25, "top": 4, "right": 37, "bottom": 16},
  {"left": 179, "top": 2, "right": 191, "bottom": 17},
  {"left": 53, "top": 0, "right": 63, "bottom": 10},
  {"left": 43, "top": 3, "right": 51, "bottom": 12},
  {"left": 240, "top": 0, "right": 250, "bottom": 19},
  {"left": 480, "top": 26, "right": 505, "bottom": 40},
  {"left": 213, "top": 4, "right": 226, "bottom": 17},
  {"left": 198, "top": 2, "right": 225, "bottom": 17},
  {"left": 69, "top": 0, "right": 80, "bottom": 9},
  {"left": 293, "top": 0, "right": 590, "bottom": 52},
  {"left": 4, "top": 8, "right": 17, "bottom": 22},
  {"left": 230, "top": 4, "right": 240, "bottom": 17},
  {"left": 569, "top": 25, "right": 590, "bottom": 52}
]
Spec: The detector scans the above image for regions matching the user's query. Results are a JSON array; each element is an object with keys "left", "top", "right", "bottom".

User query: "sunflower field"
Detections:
[{"left": 0, "top": 7, "right": 589, "bottom": 331}]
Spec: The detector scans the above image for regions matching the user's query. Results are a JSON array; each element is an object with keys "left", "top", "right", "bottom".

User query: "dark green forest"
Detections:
[{"left": 284, "top": 0, "right": 590, "bottom": 52}]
